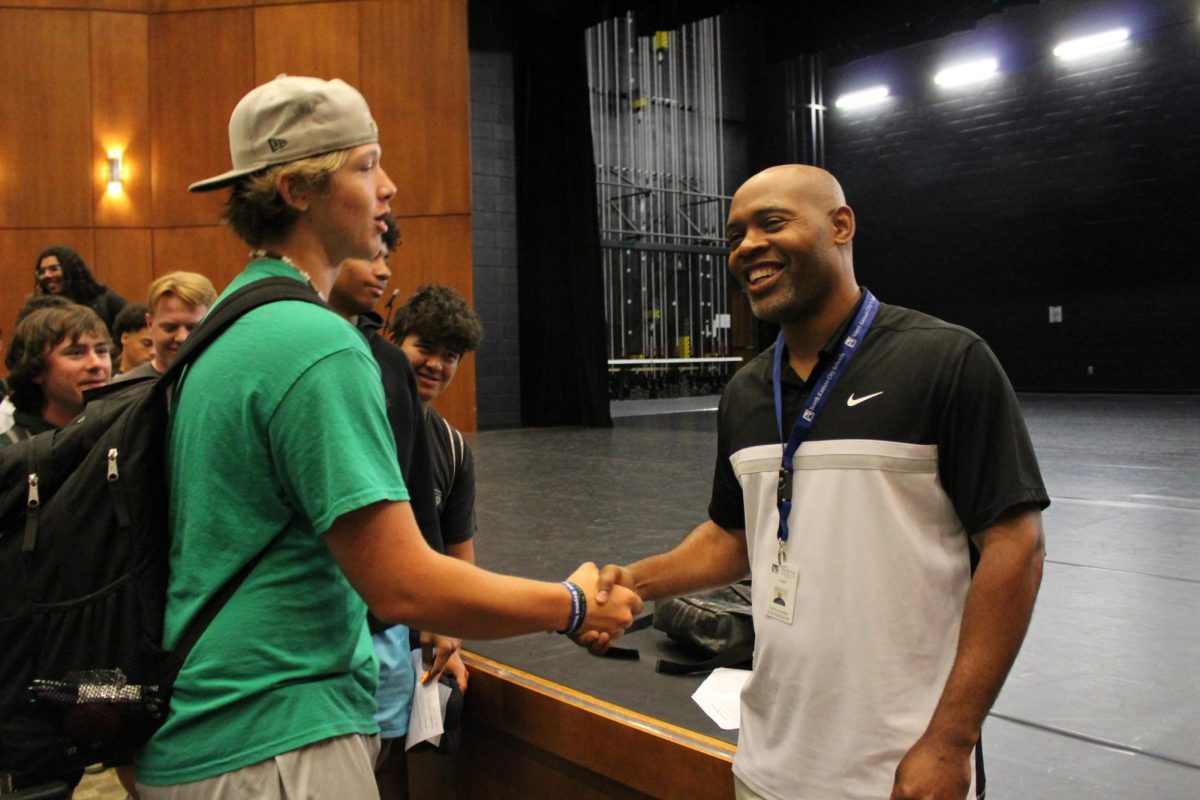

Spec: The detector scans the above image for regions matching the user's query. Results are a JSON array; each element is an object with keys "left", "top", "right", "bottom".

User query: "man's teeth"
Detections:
[{"left": 748, "top": 266, "right": 779, "bottom": 285}]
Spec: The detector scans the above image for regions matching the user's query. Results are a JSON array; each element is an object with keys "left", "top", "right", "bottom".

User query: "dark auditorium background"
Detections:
[{"left": 3, "top": 0, "right": 1198, "bottom": 434}]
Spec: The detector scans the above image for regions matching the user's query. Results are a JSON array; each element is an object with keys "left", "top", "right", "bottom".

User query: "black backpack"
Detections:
[
  {"left": 650, "top": 581, "right": 754, "bottom": 675},
  {"left": 0, "top": 277, "right": 324, "bottom": 794}
]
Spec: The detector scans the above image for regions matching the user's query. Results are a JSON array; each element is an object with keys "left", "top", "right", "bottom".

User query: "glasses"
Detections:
[{"left": 35, "top": 265, "right": 62, "bottom": 276}]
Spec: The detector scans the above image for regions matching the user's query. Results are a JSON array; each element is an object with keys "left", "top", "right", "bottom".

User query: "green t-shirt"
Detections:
[{"left": 137, "top": 260, "right": 409, "bottom": 786}]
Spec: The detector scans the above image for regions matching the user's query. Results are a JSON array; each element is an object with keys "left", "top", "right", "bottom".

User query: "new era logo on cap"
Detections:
[{"left": 268, "top": 138, "right": 288, "bottom": 153}]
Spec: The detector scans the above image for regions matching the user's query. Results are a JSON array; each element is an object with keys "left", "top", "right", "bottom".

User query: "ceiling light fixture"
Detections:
[
  {"left": 834, "top": 85, "right": 889, "bottom": 110},
  {"left": 934, "top": 58, "right": 999, "bottom": 88},
  {"left": 1053, "top": 28, "right": 1130, "bottom": 60}
]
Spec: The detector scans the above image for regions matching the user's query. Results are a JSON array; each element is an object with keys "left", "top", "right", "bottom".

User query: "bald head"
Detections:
[
  {"left": 734, "top": 164, "right": 847, "bottom": 211},
  {"left": 725, "top": 164, "right": 859, "bottom": 327}
]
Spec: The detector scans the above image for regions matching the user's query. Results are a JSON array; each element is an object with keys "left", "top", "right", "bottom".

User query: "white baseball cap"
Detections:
[{"left": 189, "top": 75, "right": 379, "bottom": 193}]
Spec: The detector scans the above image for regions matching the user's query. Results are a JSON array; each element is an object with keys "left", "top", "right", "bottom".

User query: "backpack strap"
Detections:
[
  {"left": 595, "top": 614, "right": 754, "bottom": 675},
  {"left": 160, "top": 276, "right": 327, "bottom": 391},
  {"left": 164, "top": 528, "right": 283, "bottom": 684},
  {"left": 654, "top": 645, "right": 753, "bottom": 676},
  {"left": 443, "top": 417, "right": 463, "bottom": 485},
  {"left": 155, "top": 277, "right": 327, "bottom": 676},
  {"left": 2, "top": 425, "right": 31, "bottom": 446}
]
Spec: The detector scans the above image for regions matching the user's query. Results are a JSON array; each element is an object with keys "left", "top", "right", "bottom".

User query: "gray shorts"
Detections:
[{"left": 136, "top": 733, "right": 381, "bottom": 800}]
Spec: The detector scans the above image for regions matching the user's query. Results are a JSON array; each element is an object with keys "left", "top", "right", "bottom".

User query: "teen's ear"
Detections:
[{"left": 277, "top": 172, "right": 310, "bottom": 213}]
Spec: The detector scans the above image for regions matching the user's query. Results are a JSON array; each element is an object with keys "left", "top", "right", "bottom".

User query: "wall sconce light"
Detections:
[
  {"left": 106, "top": 149, "right": 124, "bottom": 195},
  {"left": 1053, "top": 28, "right": 1129, "bottom": 61}
]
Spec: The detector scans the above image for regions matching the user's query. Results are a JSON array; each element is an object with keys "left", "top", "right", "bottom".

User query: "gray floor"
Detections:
[{"left": 466, "top": 393, "right": 1200, "bottom": 799}]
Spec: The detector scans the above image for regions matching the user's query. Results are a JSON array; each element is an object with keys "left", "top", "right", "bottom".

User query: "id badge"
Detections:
[{"left": 765, "top": 561, "right": 799, "bottom": 624}]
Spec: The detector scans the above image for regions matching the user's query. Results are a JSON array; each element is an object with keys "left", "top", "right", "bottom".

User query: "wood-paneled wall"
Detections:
[{"left": 0, "top": 0, "right": 476, "bottom": 430}]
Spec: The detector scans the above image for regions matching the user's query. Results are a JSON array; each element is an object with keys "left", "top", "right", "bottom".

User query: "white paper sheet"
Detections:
[
  {"left": 691, "top": 667, "right": 751, "bottom": 730},
  {"left": 404, "top": 650, "right": 452, "bottom": 751}
]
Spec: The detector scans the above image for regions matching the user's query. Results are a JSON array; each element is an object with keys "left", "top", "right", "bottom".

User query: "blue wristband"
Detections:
[{"left": 557, "top": 581, "right": 586, "bottom": 635}]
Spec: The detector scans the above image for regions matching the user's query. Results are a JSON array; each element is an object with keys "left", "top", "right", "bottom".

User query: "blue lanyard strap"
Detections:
[{"left": 772, "top": 291, "right": 879, "bottom": 546}]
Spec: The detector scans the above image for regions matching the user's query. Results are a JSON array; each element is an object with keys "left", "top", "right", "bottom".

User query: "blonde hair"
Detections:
[
  {"left": 222, "top": 150, "right": 352, "bottom": 246},
  {"left": 147, "top": 271, "right": 218, "bottom": 312}
]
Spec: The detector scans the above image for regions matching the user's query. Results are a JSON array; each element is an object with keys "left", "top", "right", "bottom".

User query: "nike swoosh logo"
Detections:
[{"left": 846, "top": 391, "right": 884, "bottom": 407}]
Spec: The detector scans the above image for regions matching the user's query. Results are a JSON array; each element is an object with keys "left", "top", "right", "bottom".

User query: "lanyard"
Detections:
[{"left": 772, "top": 291, "right": 879, "bottom": 558}]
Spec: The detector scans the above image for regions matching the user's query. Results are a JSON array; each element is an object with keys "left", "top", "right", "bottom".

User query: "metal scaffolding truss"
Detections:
[{"left": 586, "top": 13, "right": 734, "bottom": 399}]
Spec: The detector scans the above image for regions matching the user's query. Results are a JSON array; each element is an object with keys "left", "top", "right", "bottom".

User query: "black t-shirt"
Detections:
[
  {"left": 357, "top": 314, "right": 442, "bottom": 552},
  {"left": 425, "top": 406, "right": 476, "bottom": 546}
]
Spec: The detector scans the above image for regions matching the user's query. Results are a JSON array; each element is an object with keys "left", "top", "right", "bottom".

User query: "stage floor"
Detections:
[{"left": 465, "top": 393, "right": 1200, "bottom": 799}]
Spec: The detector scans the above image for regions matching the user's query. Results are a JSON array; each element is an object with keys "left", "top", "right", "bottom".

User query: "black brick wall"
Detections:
[
  {"left": 823, "top": 0, "right": 1200, "bottom": 392},
  {"left": 470, "top": 48, "right": 523, "bottom": 428}
]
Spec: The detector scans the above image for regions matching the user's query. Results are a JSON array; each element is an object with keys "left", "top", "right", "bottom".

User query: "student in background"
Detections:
[
  {"left": 112, "top": 303, "right": 154, "bottom": 375},
  {"left": 3, "top": 295, "right": 75, "bottom": 436},
  {"left": 14, "top": 295, "right": 72, "bottom": 321},
  {"left": 390, "top": 286, "right": 482, "bottom": 573},
  {"left": 329, "top": 214, "right": 449, "bottom": 800},
  {"left": 375, "top": 285, "right": 487, "bottom": 795},
  {"left": 115, "top": 272, "right": 217, "bottom": 382},
  {"left": 32, "top": 246, "right": 126, "bottom": 334},
  {"left": 1, "top": 304, "right": 111, "bottom": 447}
]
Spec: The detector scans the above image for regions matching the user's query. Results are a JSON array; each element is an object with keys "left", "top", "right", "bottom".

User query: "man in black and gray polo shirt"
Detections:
[{"left": 588, "top": 165, "right": 1048, "bottom": 800}]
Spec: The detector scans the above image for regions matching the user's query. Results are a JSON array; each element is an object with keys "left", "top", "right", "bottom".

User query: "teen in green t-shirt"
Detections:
[{"left": 134, "top": 75, "right": 644, "bottom": 799}]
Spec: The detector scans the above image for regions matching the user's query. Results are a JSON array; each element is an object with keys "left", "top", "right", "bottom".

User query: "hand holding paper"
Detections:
[{"left": 405, "top": 650, "right": 452, "bottom": 752}]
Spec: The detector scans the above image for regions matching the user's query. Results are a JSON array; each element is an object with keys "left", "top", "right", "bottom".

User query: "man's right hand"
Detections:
[
  {"left": 565, "top": 562, "right": 642, "bottom": 643},
  {"left": 593, "top": 563, "right": 636, "bottom": 605},
  {"left": 573, "top": 563, "right": 638, "bottom": 653}
]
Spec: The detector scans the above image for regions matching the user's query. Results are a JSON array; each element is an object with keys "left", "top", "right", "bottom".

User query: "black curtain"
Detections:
[
  {"left": 510, "top": 0, "right": 730, "bottom": 428},
  {"left": 513, "top": 2, "right": 613, "bottom": 428},
  {"left": 508, "top": 0, "right": 1027, "bottom": 427}
]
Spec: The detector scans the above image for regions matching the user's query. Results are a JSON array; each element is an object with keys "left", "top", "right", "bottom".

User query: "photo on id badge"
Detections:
[{"left": 767, "top": 561, "right": 799, "bottom": 624}]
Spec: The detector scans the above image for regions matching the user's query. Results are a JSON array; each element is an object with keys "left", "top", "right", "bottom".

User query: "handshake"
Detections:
[{"left": 560, "top": 562, "right": 640, "bottom": 652}]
